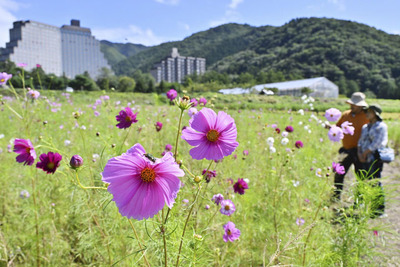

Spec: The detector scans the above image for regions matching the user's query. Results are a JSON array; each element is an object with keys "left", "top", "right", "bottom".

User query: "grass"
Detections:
[{"left": 0, "top": 89, "right": 399, "bottom": 266}]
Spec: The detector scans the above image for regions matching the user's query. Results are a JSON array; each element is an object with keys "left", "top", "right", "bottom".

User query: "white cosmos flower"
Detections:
[
  {"left": 267, "top": 137, "right": 275, "bottom": 146},
  {"left": 281, "top": 138, "right": 289, "bottom": 145},
  {"left": 282, "top": 131, "right": 289, "bottom": 137}
]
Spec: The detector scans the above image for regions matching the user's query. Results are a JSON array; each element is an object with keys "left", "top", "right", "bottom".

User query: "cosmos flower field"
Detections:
[{"left": 1, "top": 85, "right": 399, "bottom": 266}]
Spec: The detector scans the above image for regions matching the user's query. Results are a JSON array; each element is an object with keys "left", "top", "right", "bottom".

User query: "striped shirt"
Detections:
[{"left": 358, "top": 121, "right": 388, "bottom": 162}]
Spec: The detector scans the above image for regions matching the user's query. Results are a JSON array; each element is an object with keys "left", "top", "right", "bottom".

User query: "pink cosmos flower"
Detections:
[
  {"left": 101, "top": 143, "right": 184, "bottom": 220},
  {"left": 199, "top": 97, "right": 207, "bottom": 106},
  {"left": 165, "top": 144, "right": 173, "bottom": 152},
  {"left": 328, "top": 126, "right": 344, "bottom": 142},
  {"left": 223, "top": 221, "right": 241, "bottom": 242},
  {"left": 36, "top": 152, "right": 62, "bottom": 174},
  {"left": 0, "top": 72, "right": 12, "bottom": 85},
  {"left": 36, "top": 64, "right": 41, "bottom": 68},
  {"left": 324, "top": 108, "right": 342, "bottom": 122},
  {"left": 181, "top": 108, "right": 238, "bottom": 160},
  {"left": 13, "top": 139, "right": 36, "bottom": 165},
  {"left": 202, "top": 169, "right": 217, "bottom": 183},
  {"left": 155, "top": 121, "right": 163, "bottom": 132},
  {"left": 166, "top": 89, "right": 177, "bottom": 101},
  {"left": 190, "top": 98, "right": 198, "bottom": 107},
  {"left": 296, "top": 217, "right": 305, "bottom": 226},
  {"left": 188, "top": 107, "right": 198, "bottom": 118},
  {"left": 116, "top": 107, "right": 138, "bottom": 129},
  {"left": 295, "top": 140, "right": 304, "bottom": 149},
  {"left": 233, "top": 178, "right": 248, "bottom": 195},
  {"left": 242, "top": 150, "right": 249, "bottom": 156},
  {"left": 27, "top": 89, "right": 40, "bottom": 99},
  {"left": 212, "top": 193, "right": 224, "bottom": 205},
  {"left": 220, "top": 199, "right": 235, "bottom": 216},
  {"left": 341, "top": 121, "right": 355, "bottom": 135},
  {"left": 17, "top": 63, "right": 27, "bottom": 68},
  {"left": 332, "top": 162, "right": 345, "bottom": 175}
]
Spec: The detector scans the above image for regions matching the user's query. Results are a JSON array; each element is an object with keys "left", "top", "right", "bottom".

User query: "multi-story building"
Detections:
[
  {"left": 150, "top": 48, "right": 206, "bottom": 83},
  {"left": 0, "top": 19, "right": 110, "bottom": 79}
]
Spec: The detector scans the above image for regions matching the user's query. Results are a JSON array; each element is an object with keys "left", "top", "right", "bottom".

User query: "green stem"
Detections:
[
  {"left": 31, "top": 175, "right": 41, "bottom": 267},
  {"left": 75, "top": 171, "right": 107, "bottom": 190},
  {"left": 181, "top": 164, "right": 196, "bottom": 178},
  {"left": 162, "top": 209, "right": 168, "bottom": 267},
  {"left": 128, "top": 219, "right": 150, "bottom": 267},
  {"left": 118, "top": 127, "right": 132, "bottom": 155},
  {"left": 174, "top": 109, "right": 184, "bottom": 161},
  {"left": 3, "top": 103, "right": 23, "bottom": 120},
  {"left": 176, "top": 161, "right": 212, "bottom": 267},
  {"left": 176, "top": 186, "right": 201, "bottom": 267}
]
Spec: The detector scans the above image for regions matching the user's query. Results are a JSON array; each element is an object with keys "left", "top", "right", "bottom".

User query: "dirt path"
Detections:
[
  {"left": 341, "top": 158, "right": 400, "bottom": 265},
  {"left": 377, "top": 158, "right": 400, "bottom": 265}
]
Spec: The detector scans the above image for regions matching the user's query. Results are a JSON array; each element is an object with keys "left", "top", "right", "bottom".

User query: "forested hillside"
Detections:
[{"left": 104, "top": 18, "right": 400, "bottom": 98}]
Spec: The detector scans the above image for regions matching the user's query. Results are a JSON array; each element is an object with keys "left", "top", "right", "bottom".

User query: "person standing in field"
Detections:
[
  {"left": 357, "top": 104, "right": 388, "bottom": 216},
  {"left": 330, "top": 92, "right": 369, "bottom": 201}
]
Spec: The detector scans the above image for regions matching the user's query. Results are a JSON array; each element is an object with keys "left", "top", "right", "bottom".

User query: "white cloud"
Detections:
[
  {"left": 209, "top": 0, "right": 244, "bottom": 27},
  {"left": 92, "top": 25, "right": 165, "bottom": 46},
  {"left": 327, "top": 0, "right": 346, "bottom": 11},
  {"left": 0, "top": 0, "right": 23, "bottom": 47},
  {"left": 154, "top": 0, "right": 180, "bottom": 5},
  {"left": 209, "top": 9, "right": 241, "bottom": 27},
  {"left": 228, "top": 0, "right": 244, "bottom": 9}
]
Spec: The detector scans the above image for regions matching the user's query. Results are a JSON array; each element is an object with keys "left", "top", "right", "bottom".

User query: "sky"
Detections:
[{"left": 1, "top": 0, "right": 400, "bottom": 48}]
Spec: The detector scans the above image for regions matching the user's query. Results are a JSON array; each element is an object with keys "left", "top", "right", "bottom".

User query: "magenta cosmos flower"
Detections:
[
  {"left": 341, "top": 121, "right": 355, "bottom": 135},
  {"left": 220, "top": 199, "right": 235, "bottom": 216},
  {"left": 155, "top": 121, "right": 163, "bottom": 132},
  {"left": 233, "top": 178, "right": 248, "bottom": 195},
  {"left": 332, "top": 162, "right": 345, "bottom": 175},
  {"left": 324, "top": 108, "right": 342, "bottom": 122},
  {"left": 181, "top": 108, "right": 239, "bottom": 160},
  {"left": 36, "top": 152, "right": 62, "bottom": 174},
  {"left": 166, "top": 89, "right": 177, "bottom": 101},
  {"left": 285, "top": 125, "right": 294, "bottom": 132},
  {"left": 295, "top": 140, "right": 304, "bottom": 149},
  {"left": 223, "top": 221, "right": 241, "bottom": 242},
  {"left": 13, "top": 139, "right": 36, "bottom": 165},
  {"left": 116, "top": 107, "right": 138, "bottom": 129},
  {"left": 101, "top": 143, "right": 185, "bottom": 220},
  {"left": 328, "top": 126, "right": 344, "bottom": 142},
  {"left": 0, "top": 72, "right": 12, "bottom": 85}
]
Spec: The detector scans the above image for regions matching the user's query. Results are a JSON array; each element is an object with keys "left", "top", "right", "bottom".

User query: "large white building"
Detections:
[
  {"left": 0, "top": 20, "right": 110, "bottom": 79},
  {"left": 150, "top": 48, "right": 206, "bottom": 83}
]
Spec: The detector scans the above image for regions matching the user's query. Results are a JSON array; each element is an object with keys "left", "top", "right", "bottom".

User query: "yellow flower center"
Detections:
[
  {"left": 125, "top": 116, "right": 131, "bottom": 122},
  {"left": 227, "top": 229, "right": 232, "bottom": 235},
  {"left": 206, "top": 129, "right": 219, "bottom": 142},
  {"left": 0, "top": 79, "right": 4, "bottom": 83},
  {"left": 25, "top": 147, "right": 31, "bottom": 153},
  {"left": 224, "top": 205, "right": 230, "bottom": 211},
  {"left": 141, "top": 167, "right": 156, "bottom": 183},
  {"left": 47, "top": 162, "right": 55, "bottom": 170}
]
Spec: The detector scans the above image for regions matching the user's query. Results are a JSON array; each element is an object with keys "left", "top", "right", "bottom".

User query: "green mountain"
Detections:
[
  {"left": 106, "top": 18, "right": 400, "bottom": 98},
  {"left": 100, "top": 40, "right": 149, "bottom": 66}
]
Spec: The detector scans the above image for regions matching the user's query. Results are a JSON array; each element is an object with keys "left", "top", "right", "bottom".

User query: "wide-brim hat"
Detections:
[
  {"left": 368, "top": 104, "right": 383, "bottom": 121},
  {"left": 346, "top": 92, "right": 368, "bottom": 107}
]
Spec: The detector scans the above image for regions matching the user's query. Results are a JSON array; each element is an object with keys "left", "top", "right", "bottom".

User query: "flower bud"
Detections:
[
  {"left": 70, "top": 155, "right": 83, "bottom": 169},
  {"left": 96, "top": 132, "right": 100, "bottom": 137},
  {"left": 194, "top": 175, "right": 202, "bottom": 183}
]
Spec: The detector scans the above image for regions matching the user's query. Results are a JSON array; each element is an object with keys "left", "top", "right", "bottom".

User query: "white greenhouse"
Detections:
[{"left": 219, "top": 77, "right": 339, "bottom": 98}]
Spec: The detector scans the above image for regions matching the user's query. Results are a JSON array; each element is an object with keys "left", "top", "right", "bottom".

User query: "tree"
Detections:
[
  {"left": 117, "top": 76, "right": 136, "bottom": 92},
  {"left": 69, "top": 74, "right": 100, "bottom": 91},
  {"left": 96, "top": 67, "right": 118, "bottom": 90}
]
